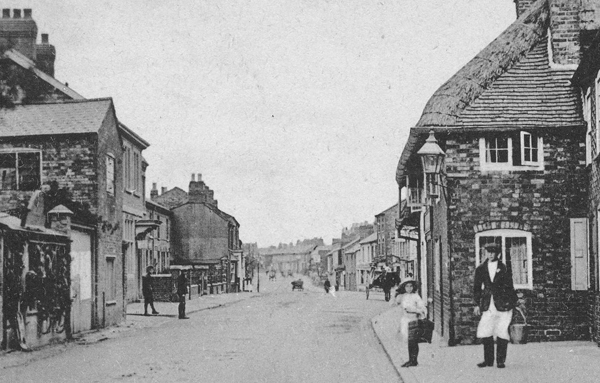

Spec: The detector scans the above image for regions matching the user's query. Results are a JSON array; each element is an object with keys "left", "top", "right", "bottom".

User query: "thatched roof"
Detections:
[
  {"left": 396, "top": 0, "right": 585, "bottom": 184},
  {"left": 416, "top": 0, "right": 549, "bottom": 127}
]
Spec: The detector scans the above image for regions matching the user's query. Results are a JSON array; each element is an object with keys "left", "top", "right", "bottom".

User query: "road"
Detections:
[{"left": 2, "top": 276, "right": 400, "bottom": 383}]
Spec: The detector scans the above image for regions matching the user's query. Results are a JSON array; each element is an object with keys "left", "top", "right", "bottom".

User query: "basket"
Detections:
[{"left": 509, "top": 307, "right": 528, "bottom": 345}]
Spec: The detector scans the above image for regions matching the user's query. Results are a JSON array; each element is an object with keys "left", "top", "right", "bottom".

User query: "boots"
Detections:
[
  {"left": 477, "top": 337, "right": 494, "bottom": 367},
  {"left": 402, "top": 340, "right": 419, "bottom": 367},
  {"left": 496, "top": 338, "right": 509, "bottom": 368}
]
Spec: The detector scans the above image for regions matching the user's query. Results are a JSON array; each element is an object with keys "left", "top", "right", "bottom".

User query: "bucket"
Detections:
[{"left": 509, "top": 307, "right": 528, "bottom": 344}]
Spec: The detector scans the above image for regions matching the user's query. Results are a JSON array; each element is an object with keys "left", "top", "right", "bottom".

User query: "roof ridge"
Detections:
[{"left": 416, "top": 0, "right": 549, "bottom": 127}]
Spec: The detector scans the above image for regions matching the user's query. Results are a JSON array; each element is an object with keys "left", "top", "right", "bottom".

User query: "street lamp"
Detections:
[
  {"left": 416, "top": 129, "right": 446, "bottom": 323},
  {"left": 417, "top": 130, "right": 446, "bottom": 199}
]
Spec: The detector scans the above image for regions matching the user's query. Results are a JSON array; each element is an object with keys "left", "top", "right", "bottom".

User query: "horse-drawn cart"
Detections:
[
  {"left": 291, "top": 279, "right": 304, "bottom": 291},
  {"left": 366, "top": 268, "right": 400, "bottom": 301}
]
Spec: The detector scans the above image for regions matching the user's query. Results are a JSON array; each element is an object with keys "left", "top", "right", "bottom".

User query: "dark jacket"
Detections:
[
  {"left": 474, "top": 260, "right": 518, "bottom": 312},
  {"left": 177, "top": 273, "right": 188, "bottom": 296},
  {"left": 142, "top": 274, "right": 153, "bottom": 298}
]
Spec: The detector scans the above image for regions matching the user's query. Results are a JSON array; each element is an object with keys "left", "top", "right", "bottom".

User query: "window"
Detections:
[
  {"left": 486, "top": 137, "right": 509, "bottom": 163},
  {"left": 106, "top": 257, "right": 116, "bottom": 301},
  {"left": 520, "top": 131, "right": 539, "bottom": 165},
  {"left": 106, "top": 154, "right": 115, "bottom": 195},
  {"left": 583, "top": 87, "right": 593, "bottom": 165},
  {"left": 475, "top": 229, "right": 533, "bottom": 289},
  {"left": 0, "top": 150, "right": 41, "bottom": 191},
  {"left": 166, "top": 218, "right": 170, "bottom": 240},
  {"left": 570, "top": 218, "right": 589, "bottom": 291},
  {"left": 479, "top": 132, "right": 543, "bottom": 171},
  {"left": 123, "top": 146, "right": 131, "bottom": 189}
]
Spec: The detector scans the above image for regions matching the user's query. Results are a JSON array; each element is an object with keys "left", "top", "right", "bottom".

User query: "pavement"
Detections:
[
  {"left": 371, "top": 306, "right": 600, "bottom": 383},
  {"left": 0, "top": 290, "right": 259, "bottom": 370}
]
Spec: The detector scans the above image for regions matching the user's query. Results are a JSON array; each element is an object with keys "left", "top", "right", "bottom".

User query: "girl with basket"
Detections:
[{"left": 390, "top": 279, "right": 427, "bottom": 367}]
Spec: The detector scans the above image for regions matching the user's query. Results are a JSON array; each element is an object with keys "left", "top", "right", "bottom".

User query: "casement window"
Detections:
[
  {"left": 479, "top": 132, "right": 543, "bottom": 171},
  {"left": 106, "top": 256, "right": 116, "bottom": 301},
  {"left": 583, "top": 87, "right": 593, "bottom": 165},
  {"left": 106, "top": 154, "right": 115, "bottom": 195},
  {"left": 475, "top": 229, "right": 533, "bottom": 289},
  {"left": 0, "top": 149, "right": 41, "bottom": 191},
  {"left": 570, "top": 218, "right": 589, "bottom": 291}
]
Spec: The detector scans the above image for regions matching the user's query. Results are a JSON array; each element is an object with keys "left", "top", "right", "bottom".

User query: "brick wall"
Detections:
[
  {"left": 0, "top": 135, "right": 97, "bottom": 213},
  {"left": 439, "top": 129, "right": 590, "bottom": 344},
  {"left": 95, "top": 108, "right": 124, "bottom": 328},
  {"left": 549, "top": 0, "right": 582, "bottom": 66}
]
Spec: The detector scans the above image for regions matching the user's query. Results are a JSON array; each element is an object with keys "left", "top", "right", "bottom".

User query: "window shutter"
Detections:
[{"left": 570, "top": 218, "right": 589, "bottom": 291}]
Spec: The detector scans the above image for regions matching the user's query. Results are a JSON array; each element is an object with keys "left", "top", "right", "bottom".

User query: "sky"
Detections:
[{"left": 6, "top": 0, "right": 515, "bottom": 247}]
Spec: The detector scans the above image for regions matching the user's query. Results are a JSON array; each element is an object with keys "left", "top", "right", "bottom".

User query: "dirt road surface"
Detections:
[{"left": 1, "top": 276, "right": 400, "bottom": 383}]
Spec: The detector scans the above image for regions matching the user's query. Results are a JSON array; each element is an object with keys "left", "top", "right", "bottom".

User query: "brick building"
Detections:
[
  {"left": 0, "top": 98, "right": 125, "bottom": 330},
  {"left": 395, "top": 0, "right": 597, "bottom": 345},
  {"left": 153, "top": 174, "right": 242, "bottom": 293},
  {"left": 572, "top": 16, "right": 600, "bottom": 347}
]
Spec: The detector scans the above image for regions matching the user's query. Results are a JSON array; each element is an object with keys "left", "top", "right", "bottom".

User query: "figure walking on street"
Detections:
[
  {"left": 474, "top": 243, "right": 518, "bottom": 369},
  {"left": 324, "top": 279, "right": 331, "bottom": 294},
  {"left": 177, "top": 271, "right": 189, "bottom": 319},
  {"left": 142, "top": 265, "right": 159, "bottom": 316},
  {"left": 391, "top": 279, "right": 426, "bottom": 367}
]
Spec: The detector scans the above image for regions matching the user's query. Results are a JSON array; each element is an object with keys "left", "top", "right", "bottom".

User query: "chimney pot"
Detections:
[
  {"left": 24, "top": 9, "right": 32, "bottom": 18},
  {"left": 198, "top": 173, "right": 202, "bottom": 181},
  {"left": 161, "top": 187, "right": 167, "bottom": 194},
  {"left": 2, "top": 9, "right": 10, "bottom": 18},
  {"left": 41, "top": 33, "right": 49, "bottom": 44},
  {"left": 191, "top": 174, "right": 195, "bottom": 182},
  {"left": 13, "top": 9, "right": 21, "bottom": 18},
  {"left": 152, "top": 182, "right": 157, "bottom": 190}
]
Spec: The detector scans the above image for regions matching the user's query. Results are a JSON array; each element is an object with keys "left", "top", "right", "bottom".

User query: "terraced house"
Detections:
[{"left": 396, "top": 0, "right": 599, "bottom": 345}]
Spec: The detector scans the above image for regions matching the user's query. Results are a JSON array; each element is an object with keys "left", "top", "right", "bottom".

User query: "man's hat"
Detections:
[{"left": 484, "top": 243, "right": 501, "bottom": 253}]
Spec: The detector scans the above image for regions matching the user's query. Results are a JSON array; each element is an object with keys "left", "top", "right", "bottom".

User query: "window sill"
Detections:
[
  {"left": 105, "top": 300, "right": 117, "bottom": 306},
  {"left": 480, "top": 164, "right": 544, "bottom": 172}
]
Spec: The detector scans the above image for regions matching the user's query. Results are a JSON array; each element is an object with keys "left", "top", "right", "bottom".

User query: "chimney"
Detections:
[
  {"left": 36, "top": 33, "right": 56, "bottom": 76},
  {"left": 197, "top": 173, "right": 202, "bottom": 181},
  {"left": 548, "top": 0, "right": 582, "bottom": 66},
  {"left": 513, "top": 0, "right": 535, "bottom": 18},
  {"left": 150, "top": 182, "right": 158, "bottom": 199},
  {"left": 161, "top": 187, "right": 167, "bottom": 194},
  {"left": 0, "top": 8, "right": 38, "bottom": 60},
  {"left": 191, "top": 173, "right": 195, "bottom": 182}
]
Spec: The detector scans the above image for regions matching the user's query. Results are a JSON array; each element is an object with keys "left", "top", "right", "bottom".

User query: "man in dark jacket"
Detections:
[
  {"left": 177, "top": 271, "right": 189, "bottom": 319},
  {"left": 474, "top": 243, "right": 518, "bottom": 369},
  {"left": 142, "top": 266, "right": 159, "bottom": 316}
]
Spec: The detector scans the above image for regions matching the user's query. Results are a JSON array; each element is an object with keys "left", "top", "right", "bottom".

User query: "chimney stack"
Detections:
[
  {"left": 197, "top": 173, "right": 202, "bottom": 182},
  {"left": 161, "top": 187, "right": 167, "bottom": 194},
  {"left": 0, "top": 8, "right": 38, "bottom": 61},
  {"left": 41, "top": 33, "right": 48, "bottom": 44},
  {"left": 191, "top": 173, "right": 195, "bottom": 182},
  {"left": 150, "top": 182, "right": 158, "bottom": 199}
]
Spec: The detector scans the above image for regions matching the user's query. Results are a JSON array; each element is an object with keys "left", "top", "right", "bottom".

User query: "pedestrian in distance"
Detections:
[
  {"left": 390, "top": 278, "right": 427, "bottom": 368},
  {"left": 177, "top": 271, "right": 189, "bottom": 319},
  {"left": 474, "top": 243, "right": 518, "bottom": 369},
  {"left": 142, "top": 265, "right": 159, "bottom": 316},
  {"left": 324, "top": 279, "right": 331, "bottom": 294}
]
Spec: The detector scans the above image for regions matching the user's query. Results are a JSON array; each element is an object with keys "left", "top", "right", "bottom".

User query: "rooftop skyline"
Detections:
[{"left": 4, "top": 0, "right": 515, "bottom": 247}]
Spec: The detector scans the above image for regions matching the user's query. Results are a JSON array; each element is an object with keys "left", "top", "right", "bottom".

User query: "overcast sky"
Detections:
[{"left": 8, "top": 1, "right": 515, "bottom": 247}]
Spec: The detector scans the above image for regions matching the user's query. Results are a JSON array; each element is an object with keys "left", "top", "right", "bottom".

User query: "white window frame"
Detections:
[
  {"left": 520, "top": 131, "right": 540, "bottom": 166},
  {"left": 475, "top": 229, "right": 533, "bottom": 290},
  {"left": 479, "top": 134, "right": 544, "bottom": 172},
  {"left": 106, "top": 153, "right": 115, "bottom": 195}
]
